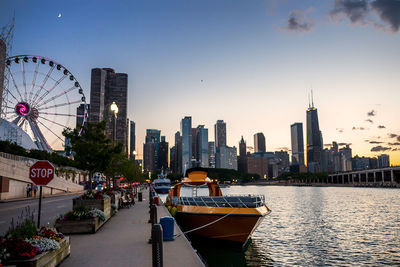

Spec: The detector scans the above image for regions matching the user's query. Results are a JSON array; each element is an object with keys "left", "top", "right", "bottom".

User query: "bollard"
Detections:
[
  {"left": 149, "top": 187, "right": 153, "bottom": 208},
  {"left": 152, "top": 224, "right": 163, "bottom": 267},
  {"left": 149, "top": 204, "right": 157, "bottom": 225},
  {"left": 138, "top": 192, "right": 142, "bottom": 202}
]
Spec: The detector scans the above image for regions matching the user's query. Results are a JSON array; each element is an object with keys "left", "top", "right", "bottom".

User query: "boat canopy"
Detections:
[{"left": 169, "top": 168, "right": 222, "bottom": 197}]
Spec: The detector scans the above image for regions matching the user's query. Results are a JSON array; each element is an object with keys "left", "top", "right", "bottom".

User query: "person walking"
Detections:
[
  {"left": 33, "top": 185, "right": 38, "bottom": 197},
  {"left": 26, "top": 183, "right": 32, "bottom": 197}
]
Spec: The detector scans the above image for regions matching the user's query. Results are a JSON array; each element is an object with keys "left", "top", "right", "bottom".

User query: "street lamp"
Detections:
[{"left": 110, "top": 101, "right": 119, "bottom": 144}]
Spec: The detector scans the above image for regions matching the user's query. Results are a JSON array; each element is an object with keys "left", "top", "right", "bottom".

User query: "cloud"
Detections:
[
  {"left": 330, "top": 0, "right": 370, "bottom": 24},
  {"left": 352, "top": 126, "right": 366, "bottom": 130},
  {"left": 287, "top": 9, "right": 315, "bottom": 32},
  {"left": 329, "top": 0, "right": 400, "bottom": 32},
  {"left": 367, "top": 110, "right": 376, "bottom": 116},
  {"left": 371, "top": 145, "right": 391, "bottom": 152},
  {"left": 388, "top": 133, "right": 398, "bottom": 138},
  {"left": 392, "top": 148, "right": 400, "bottom": 151},
  {"left": 398, "top": 136, "right": 400, "bottom": 142},
  {"left": 388, "top": 142, "right": 400, "bottom": 146},
  {"left": 336, "top": 128, "right": 344, "bottom": 133},
  {"left": 365, "top": 119, "right": 374, "bottom": 124},
  {"left": 371, "top": 0, "right": 400, "bottom": 32},
  {"left": 377, "top": 125, "right": 385, "bottom": 129},
  {"left": 369, "top": 141, "right": 383, "bottom": 144}
]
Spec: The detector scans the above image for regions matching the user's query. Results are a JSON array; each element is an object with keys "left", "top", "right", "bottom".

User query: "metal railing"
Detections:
[{"left": 171, "top": 194, "right": 265, "bottom": 208}]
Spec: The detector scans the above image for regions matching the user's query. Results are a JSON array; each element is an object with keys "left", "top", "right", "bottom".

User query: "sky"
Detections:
[{"left": 1, "top": 0, "right": 399, "bottom": 164}]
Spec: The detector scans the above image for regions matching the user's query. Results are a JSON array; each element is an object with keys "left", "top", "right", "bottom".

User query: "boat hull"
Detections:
[
  {"left": 174, "top": 205, "right": 269, "bottom": 246},
  {"left": 154, "top": 187, "right": 170, "bottom": 194}
]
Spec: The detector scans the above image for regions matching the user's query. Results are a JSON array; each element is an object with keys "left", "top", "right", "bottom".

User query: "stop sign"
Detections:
[{"left": 29, "top": 160, "right": 55, "bottom": 185}]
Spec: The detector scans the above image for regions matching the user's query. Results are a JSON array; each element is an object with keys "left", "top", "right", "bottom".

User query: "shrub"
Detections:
[{"left": 6, "top": 220, "right": 37, "bottom": 240}]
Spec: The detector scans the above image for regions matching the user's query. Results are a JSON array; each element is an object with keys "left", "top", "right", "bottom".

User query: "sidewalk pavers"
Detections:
[{"left": 61, "top": 189, "right": 205, "bottom": 267}]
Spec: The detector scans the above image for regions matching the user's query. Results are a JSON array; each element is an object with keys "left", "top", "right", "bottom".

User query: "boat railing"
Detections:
[{"left": 171, "top": 195, "right": 265, "bottom": 208}]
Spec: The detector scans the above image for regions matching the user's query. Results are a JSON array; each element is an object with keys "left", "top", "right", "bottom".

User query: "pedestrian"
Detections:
[
  {"left": 26, "top": 183, "right": 31, "bottom": 197},
  {"left": 33, "top": 185, "right": 38, "bottom": 197}
]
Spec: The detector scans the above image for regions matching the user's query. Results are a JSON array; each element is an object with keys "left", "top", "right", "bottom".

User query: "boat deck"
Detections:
[{"left": 171, "top": 195, "right": 265, "bottom": 208}]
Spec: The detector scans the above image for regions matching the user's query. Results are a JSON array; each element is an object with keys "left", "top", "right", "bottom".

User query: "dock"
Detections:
[{"left": 61, "top": 188, "right": 205, "bottom": 267}]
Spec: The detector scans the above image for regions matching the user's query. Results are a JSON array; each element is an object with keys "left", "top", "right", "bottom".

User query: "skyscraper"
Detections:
[
  {"left": 146, "top": 129, "right": 161, "bottom": 169},
  {"left": 175, "top": 131, "right": 182, "bottom": 173},
  {"left": 214, "top": 120, "right": 226, "bottom": 149},
  {"left": 216, "top": 145, "right": 237, "bottom": 170},
  {"left": 129, "top": 121, "right": 135, "bottom": 159},
  {"left": 208, "top": 141, "right": 215, "bottom": 168},
  {"left": 290, "top": 123, "right": 304, "bottom": 165},
  {"left": 196, "top": 125, "right": 209, "bottom": 168},
  {"left": 76, "top": 104, "right": 89, "bottom": 129},
  {"left": 239, "top": 136, "right": 246, "bottom": 157},
  {"left": 306, "top": 98, "right": 323, "bottom": 172},
  {"left": 158, "top": 136, "right": 169, "bottom": 170},
  {"left": 143, "top": 142, "right": 155, "bottom": 172},
  {"left": 238, "top": 136, "right": 247, "bottom": 173},
  {"left": 181, "top": 116, "right": 192, "bottom": 173},
  {"left": 89, "top": 68, "right": 128, "bottom": 152},
  {"left": 254, "top": 133, "right": 266, "bottom": 153}
]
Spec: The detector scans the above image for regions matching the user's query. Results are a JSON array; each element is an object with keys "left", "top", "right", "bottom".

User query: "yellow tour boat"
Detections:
[{"left": 165, "top": 168, "right": 271, "bottom": 247}]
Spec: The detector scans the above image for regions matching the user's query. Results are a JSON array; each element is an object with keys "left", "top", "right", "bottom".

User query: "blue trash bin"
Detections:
[{"left": 159, "top": 216, "right": 175, "bottom": 241}]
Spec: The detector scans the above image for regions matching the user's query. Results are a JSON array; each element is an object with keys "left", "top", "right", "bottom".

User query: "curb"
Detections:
[{"left": 0, "top": 191, "right": 85, "bottom": 203}]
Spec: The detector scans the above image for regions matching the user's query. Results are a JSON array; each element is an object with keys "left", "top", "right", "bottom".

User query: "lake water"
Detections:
[{"left": 176, "top": 186, "right": 400, "bottom": 266}]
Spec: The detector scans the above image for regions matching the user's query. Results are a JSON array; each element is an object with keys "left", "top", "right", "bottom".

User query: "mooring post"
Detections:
[{"left": 152, "top": 224, "right": 163, "bottom": 267}]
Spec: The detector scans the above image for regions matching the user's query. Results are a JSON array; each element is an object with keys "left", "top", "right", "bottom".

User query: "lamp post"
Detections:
[{"left": 110, "top": 101, "right": 119, "bottom": 144}]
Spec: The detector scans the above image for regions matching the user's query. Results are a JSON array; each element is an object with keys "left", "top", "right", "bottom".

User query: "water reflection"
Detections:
[{"left": 162, "top": 186, "right": 400, "bottom": 266}]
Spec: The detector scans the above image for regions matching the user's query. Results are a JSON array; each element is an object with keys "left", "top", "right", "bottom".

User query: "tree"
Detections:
[
  {"left": 120, "top": 158, "right": 145, "bottom": 183},
  {"left": 63, "top": 121, "right": 122, "bottom": 189}
]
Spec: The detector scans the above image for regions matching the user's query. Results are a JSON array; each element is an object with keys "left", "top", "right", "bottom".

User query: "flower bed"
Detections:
[
  {"left": 0, "top": 222, "right": 69, "bottom": 267},
  {"left": 54, "top": 206, "right": 107, "bottom": 234},
  {"left": 73, "top": 192, "right": 111, "bottom": 219}
]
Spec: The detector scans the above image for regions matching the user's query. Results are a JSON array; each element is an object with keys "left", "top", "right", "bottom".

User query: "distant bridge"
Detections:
[{"left": 328, "top": 166, "right": 400, "bottom": 185}]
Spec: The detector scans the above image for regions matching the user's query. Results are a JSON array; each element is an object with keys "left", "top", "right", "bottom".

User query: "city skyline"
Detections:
[{"left": 1, "top": 0, "right": 399, "bottom": 164}]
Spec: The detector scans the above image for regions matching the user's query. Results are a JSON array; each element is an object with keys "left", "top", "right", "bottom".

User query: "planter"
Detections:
[
  {"left": 109, "top": 192, "right": 121, "bottom": 211},
  {"left": 73, "top": 197, "right": 111, "bottom": 219},
  {"left": 55, "top": 217, "right": 105, "bottom": 234},
  {"left": 3, "top": 237, "right": 70, "bottom": 267}
]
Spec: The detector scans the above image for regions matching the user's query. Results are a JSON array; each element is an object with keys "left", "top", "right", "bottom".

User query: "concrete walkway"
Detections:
[{"left": 61, "top": 189, "right": 205, "bottom": 267}]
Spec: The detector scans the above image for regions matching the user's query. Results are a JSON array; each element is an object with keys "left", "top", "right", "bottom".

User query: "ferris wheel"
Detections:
[{"left": 1, "top": 55, "right": 88, "bottom": 152}]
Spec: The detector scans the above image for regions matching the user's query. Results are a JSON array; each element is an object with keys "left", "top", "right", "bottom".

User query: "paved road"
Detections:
[{"left": 0, "top": 193, "right": 81, "bottom": 235}]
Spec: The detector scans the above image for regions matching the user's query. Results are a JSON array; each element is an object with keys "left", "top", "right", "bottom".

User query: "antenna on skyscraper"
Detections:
[
  {"left": 311, "top": 88, "right": 314, "bottom": 108},
  {"left": 308, "top": 92, "right": 311, "bottom": 108}
]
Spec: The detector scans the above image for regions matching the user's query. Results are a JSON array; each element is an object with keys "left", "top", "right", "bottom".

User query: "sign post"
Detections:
[{"left": 29, "top": 160, "right": 55, "bottom": 228}]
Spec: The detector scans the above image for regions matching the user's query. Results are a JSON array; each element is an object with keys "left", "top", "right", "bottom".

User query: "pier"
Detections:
[{"left": 328, "top": 166, "right": 400, "bottom": 185}]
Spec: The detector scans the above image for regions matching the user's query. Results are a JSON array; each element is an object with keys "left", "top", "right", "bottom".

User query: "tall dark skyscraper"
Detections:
[
  {"left": 238, "top": 136, "right": 247, "bottom": 173},
  {"left": 254, "top": 132, "right": 266, "bottom": 153},
  {"left": 129, "top": 121, "right": 135, "bottom": 158},
  {"left": 214, "top": 120, "right": 226, "bottom": 149},
  {"left": 146, "top": 129, "right": 161, "bottom": 169},
  {"left": 290, "top": 122, "right": 304, "bottom": 165},
  {"left": 181, "top": 117, "right": 192, "bottom": 172},
  {"left": 175, "top": 131, "right": 182, "bottom": 173},
  {"left": 239, "top": 136, "right": 246, "bottom": 157},
  {"left": 306, "top": 99, "right": 323, "bottom": 172},
  {"left": 158, "top": 136, "right": 168, "bottom": 170},
  {"left": 143, "top": 142, "right": 155, "bottom": 172},
  {"left": 89, "top": 68, "right": 128, "bottom": 152}
]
